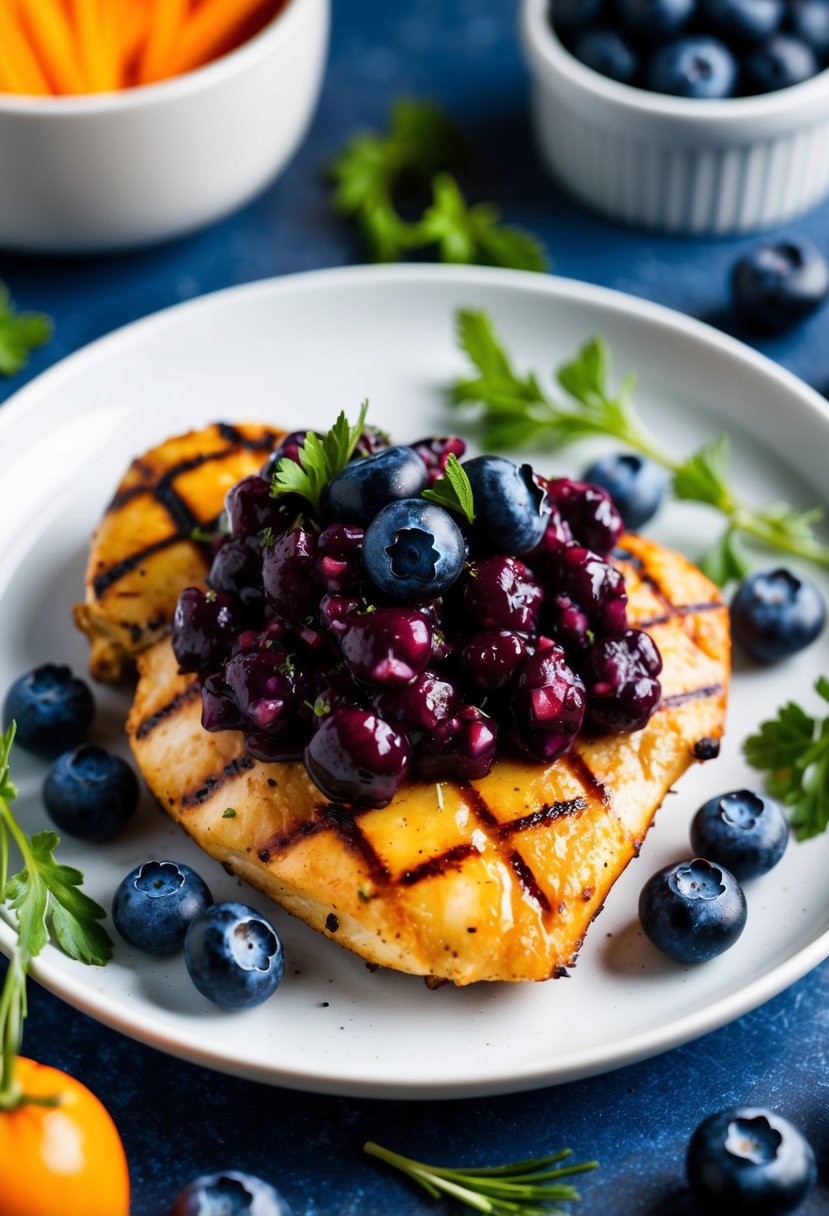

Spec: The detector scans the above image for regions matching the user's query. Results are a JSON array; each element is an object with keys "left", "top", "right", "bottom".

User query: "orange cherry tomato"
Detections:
[{"left": 0, "top": 1057, "right": 130, "bottom": 1216}]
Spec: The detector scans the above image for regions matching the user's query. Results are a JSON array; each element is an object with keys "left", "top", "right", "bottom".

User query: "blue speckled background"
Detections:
[{"left": 2, "top": 2, "right": 829, "bottom": 1212}]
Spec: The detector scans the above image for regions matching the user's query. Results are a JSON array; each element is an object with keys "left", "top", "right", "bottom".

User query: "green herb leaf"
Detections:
[
  {"left": 697, "top": 527, "right": 752, "bottom": 588},
  {"left": 223, "top": 807, "right": 237, "bottom": 819},
  {"left": 270, "top": 401, "right": 369, "bottom": 516},
  {"left": 6, "top": 832, "right": 112, "bottom": 966},
  {"left": 672, "top": 435, "right": 735, "bottom": 513},
  {"left": 330, "top": 101, "right": 546, "bottom": 272},
  {"left": 0, "top": 284, "right": 52, "bottom": 378},
  {"left": 743, "top": 678, "right": 829, "bottom": 840},
  {"left": 422, "top": 454, "right": 476, "bottom": 524},
  {"left": 364, "top": 1141, "right": 597, "bottom": 1215},
  {"left": 449, "top": 309, "right": 829, "bottom": 576}
]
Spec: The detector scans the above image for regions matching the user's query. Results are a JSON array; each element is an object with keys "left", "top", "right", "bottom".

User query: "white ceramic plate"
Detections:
[{"left": 1, "top": 265, "right": 828, "bottom": 1100}]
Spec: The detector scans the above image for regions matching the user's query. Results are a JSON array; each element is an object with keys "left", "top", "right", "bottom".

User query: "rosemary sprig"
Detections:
[
  {"left": 364, "top": 1140, "right": 597, "bottom": 1215},
  {"left": 450, "top": 310, "right": 829, "bottom": 584}
]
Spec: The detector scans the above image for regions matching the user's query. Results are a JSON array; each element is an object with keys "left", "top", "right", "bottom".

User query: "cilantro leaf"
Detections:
[
  {"left": 744, "top": 679, "right": 829, "bottom": 840},
  {"left": 422, "top": 454, "right": 476, "bottom": 523},
  {"left": 419, "top": 176, "right": 547, "bottom": 272},
  {"left": 0, "top": 283, "right": 52, "bottom": 377},
  {"left": 270, "top": 402, "right": 369, "bottom": 516},
  {"left": 5, "top": 832, "right": 112, "bottom": 966},
  {"left": 330, "top": 101, "right": 546, "bottom": 272}
]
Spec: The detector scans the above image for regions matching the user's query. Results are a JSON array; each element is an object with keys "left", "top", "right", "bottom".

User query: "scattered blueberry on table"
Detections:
[
  {"left": 43, "top": 745, "right": 139, "bottom": 842},
  {"left": 112, "top": 860, "right": 213, "bottom": 956},
  {"left": 549, "top": 0, "right": 829, "bottom": 96},
  {"left": 686, "top": 1106, "right": 817, "bottom": 1214},
  {"left": 731, "top": 239, "right": 829, "bottom": 333},
  {"left": 171, "top": 1171, "right": 293, "bottom": 1216}
]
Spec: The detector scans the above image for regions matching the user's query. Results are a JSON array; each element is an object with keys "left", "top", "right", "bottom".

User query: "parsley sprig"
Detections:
[
  {"left": 451, "top": 310, "right": 829, "bottom": 583},
  {"left": 364, "top": 1141, "right": 597, "bottom": 1215},
  {"left": 0, "top": 283, "right": 52, "bottom": 377},
  {"left": 270, "top": 402, "right": 369, "bottom": 517},
  {"left": 744, "top": 678, "right": 829, "bottom": 840},
  {"left": 330, "top": 99, "right": 546, "bottom": 272},
  {"left": 0, "top": 723, "right": 112, "bottom": 1109}
]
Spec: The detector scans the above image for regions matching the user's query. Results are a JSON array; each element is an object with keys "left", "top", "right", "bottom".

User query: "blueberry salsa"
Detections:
[
  {"left": 551, "top": 0, "right": 829, "bottom": 98},
  {"left": 172, "top": 425, "right": 664, "bottom": 810}
]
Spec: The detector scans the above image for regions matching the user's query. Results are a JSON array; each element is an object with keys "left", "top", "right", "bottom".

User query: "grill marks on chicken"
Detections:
[
  {"left": 73, "top": 422, "right": 281, "bottom": 681},
  {"left": 127, "top": 531, "right": 729, "bottom": 985}
]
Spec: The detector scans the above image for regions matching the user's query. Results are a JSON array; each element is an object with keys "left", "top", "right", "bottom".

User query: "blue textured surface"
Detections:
[{"left": 2, "top": 2, "right": 829, "bottom": 1212}]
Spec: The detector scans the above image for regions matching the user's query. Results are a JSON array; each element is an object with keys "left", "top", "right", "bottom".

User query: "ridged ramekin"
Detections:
[
  {"left": 0, "top": 0, "right": 329, "bottom": 253},
  {"left": 520, "top": 0, "right": 829, "bottom": 236}
]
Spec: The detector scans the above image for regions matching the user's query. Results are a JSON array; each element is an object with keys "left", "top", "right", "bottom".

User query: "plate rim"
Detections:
[{"left": 1, "top": 261, "right": 828, "bottom": 1099}]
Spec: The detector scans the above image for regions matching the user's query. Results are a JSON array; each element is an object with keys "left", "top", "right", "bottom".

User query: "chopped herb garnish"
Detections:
[
  {"left": 260, "top": 527, "right": 276, "bottom": 549},
  {"left": 450, "top": 309, "right": 829, "bottom": 582},
  {"left": 364, "top": 1141, "right": 597, "bottom": 1215},
  {"left": 422, "top": 454, "right": 476, "bottom": 524},
  {"left": 270, "top": 402, "right": 369, "bottom": 518},
  {"left": 330, "top": 99, "right": 546, "bottom": 272},
  {"left": 744, "top": 677, "right": 829, "bottom": 839},
  {"left": 0, "top": 283, "right": 52, "bottom": 377},
  {"left": 222, "top": 807, "right": 237, "bottom": 819}
]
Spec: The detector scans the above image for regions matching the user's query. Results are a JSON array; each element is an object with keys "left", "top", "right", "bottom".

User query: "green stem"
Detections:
[
  {"left": 0, "top": 951, "right": 24, "bottom": 1109},
  {"left": 733, "top": 509, "right": 829, "bottom": 570}
]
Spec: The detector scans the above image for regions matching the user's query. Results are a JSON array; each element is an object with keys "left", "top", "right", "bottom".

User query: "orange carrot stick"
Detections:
[
  {"left": 0, "top": 3, "right": 53, "bottom": 95},
  {"left": 164, "top": 0, "right": 275, "bottom": 77},
  {"left": 18, "top": 0, "right": 88, "bottom": 93},
  {"left": 138, "top": 0, "right": 189, "bottom": 84},
  {"left": 68, "top": 0, "right": 104, "bottom": 90}
]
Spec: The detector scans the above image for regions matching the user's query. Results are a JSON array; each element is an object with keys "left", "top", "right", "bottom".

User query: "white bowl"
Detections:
[
  {"left": 520, "top": 0, "right": 829, "bottom": 235},
  {"left": 0, "top": 0, "right": 329, "bottom": 253}
]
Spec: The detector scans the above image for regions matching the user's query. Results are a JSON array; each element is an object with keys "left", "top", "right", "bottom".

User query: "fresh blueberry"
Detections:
[
  {"left": 571, "top": 29, "right": 639, "bottom": 83},
  {"left": 730, "top": 568, "right": 826, "bottom": 662},
  {"left": 690, "top": 789, "right": 788, "bottom": 881},
  {"left": 112, "top": 860, "right": 213, "bottom": 955},
  {"left": 3, "top": 664, "right": 94, "bottom": 758},
  {"left": 326, "top": 446, "right": 428, "bottom": 527},
  {"left": 787, "top": 0, "right": 829, "bottom": 60},
  {"left": 172, "top": 1170, "right": 293, "bottom": 1216},
  {"left": 743, "top": 34, "right": 820, "bottom": 92},
  {"left": 687, "top": 1107, "right": 817, "bottom": 1215},
  {"left": 638, "top": 857, "right": 747, "bottom": 962},
  {"left": 731, "top": 239, "right": 829, "bottom": 333},
  {"left": 362, "top": 499, "right": 466, "bottom": 603},
  {"left": 43, "top": 746, "right": 139, "bottom": 842},
  {"left": 700, "top": 0, "right": 784, "bottom": 43},
  {"left": 462, "top": 456, "right": 549, "bottom": 555},
  {"left": 617, "top": 0, "right": 696, "bottom": 38},
  {"left": 184, "top": 901, "right": 284, "bottom": 1011},
  {"left": 581, "top": 454, "right": 668, "bottom": 530},
  {"left": 646, "top": 36, "right": 738, "bottom": 98}
]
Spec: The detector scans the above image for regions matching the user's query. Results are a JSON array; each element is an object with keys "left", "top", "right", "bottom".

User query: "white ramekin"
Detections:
[
  {"left": 0, "top": 0, "right": 329, "bottom": 253},
  {"left": 520, "top": 0, "right": 829, "bottom": 236}
]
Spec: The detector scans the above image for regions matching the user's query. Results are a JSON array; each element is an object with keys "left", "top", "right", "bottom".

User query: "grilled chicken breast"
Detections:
[
  {"left": 73, "top": 422, "right": 282, "bottom": 682},
  {"left": 76, "top": 423, "right": 729, "bottom": 984}
]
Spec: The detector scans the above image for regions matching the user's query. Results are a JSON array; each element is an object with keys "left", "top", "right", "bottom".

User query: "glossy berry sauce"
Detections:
[{"left": 171, "top": 427, "right": 662, "bottom": 808}]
